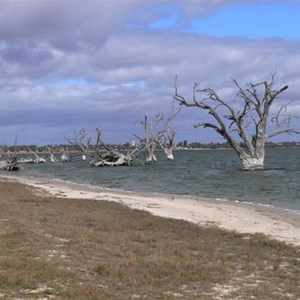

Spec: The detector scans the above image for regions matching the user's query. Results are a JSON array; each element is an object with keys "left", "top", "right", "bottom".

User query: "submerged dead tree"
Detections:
[
  {"left": 67, "top": 128, "right": 91, "bottom": 161},
  {"left": 89, "top": 127, "right": 137, "bottom": 167},
  {"left": 61, "top": 147, "right": 72, "bottom": 162},
  {"left": 174, "top": 75, "right": 299, "bottom": 170},
  {"left": 135, "top": 115, "right": 159, "bottom": 163},
  {"left": 47, "top": 146, "right": 58, "bottom": 163},
  {"left": 157, "top": 105, "right": 181, "bottom": 160},
  {"left": 18, "top": 146, "right": 46, "bottom": 163},
  {"left": 135, "top": 107, "right": 180, "bottom": 162},
  {"left": 67, "top": 127, "right": 137, "bottom": 166},
  {"left": 0, "top": 154, "right": 19, "bottom": 171},
  {"left": 0, "top": 141, "right": 19, "bottom": 171}
]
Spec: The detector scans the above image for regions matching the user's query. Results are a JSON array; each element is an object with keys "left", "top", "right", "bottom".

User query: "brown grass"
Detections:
[{"left": 0, "top": 178, "right": 299, "bottom": 299}]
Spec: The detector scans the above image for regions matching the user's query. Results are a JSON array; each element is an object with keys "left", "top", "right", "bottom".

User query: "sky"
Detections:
[{"left": 1, "top": 0, "right": 300, "bottom": 146}]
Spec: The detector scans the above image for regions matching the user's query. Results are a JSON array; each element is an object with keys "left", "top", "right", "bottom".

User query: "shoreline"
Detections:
[{"left": 1, "top": 173, "right": 299, "bottom": 247}]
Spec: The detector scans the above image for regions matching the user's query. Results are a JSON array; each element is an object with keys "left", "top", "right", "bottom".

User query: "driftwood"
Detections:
[
  {"left": 90, "top": 128, "right": 137, "bottom": 167},
  {"left": 66, "top": 126, "right": 139, "bottom": 167},
  {"left": 89, "top": 150, "right": 134, "bottom": 167},
  {"left": 0, "top": 155, "right": 19, "bottom": 171},
  {"left": 19, "top": 147, "right": 46, "bottom": 163}
]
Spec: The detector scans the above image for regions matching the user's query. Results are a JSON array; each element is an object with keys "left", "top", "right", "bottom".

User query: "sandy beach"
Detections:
[
  {"left": 1, "top": 173, "right": 300, "bottom": 299},
  {"left": 1, "top": 174, "right": 299, "bottom": 247}
]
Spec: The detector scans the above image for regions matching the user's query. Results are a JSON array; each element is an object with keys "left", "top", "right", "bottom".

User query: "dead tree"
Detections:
[
  {"left": 66, "top": 128, "right": 91, "bottom": 161},
  {"left": 174, "top": 75, "right": 299, "bottom": 170},
  {"left": 19, "top": 146, "right": 46, "bottom": 163},
  {"left": 61, "top": 147, "right": 71, "bottom": 162},
  {"left": 47, "top": 146, "right": 58, "bottom": 162},
  {"left": 89, "top": 127, "right": 136, "bottom": 167},
  {"left": 0, "top": 143, "right": 19, "bottom": 171},
  {"left": 156, "top": 105, "right": 181, "bottom": 160},
  {"left": 135, "top": 108, "right": 180, "bottom": 162},
  {"left": 157, "top": 127, "right": 176, "bottom": 160},
  {"left": 0, "top": 154, "right": 19, "bottom": 171},
  {"left": 134, "top": 115, "right": 159, "bottom": 163}
]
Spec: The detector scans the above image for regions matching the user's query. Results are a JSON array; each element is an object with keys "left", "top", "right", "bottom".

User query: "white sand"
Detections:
[{"left": 1, "top": 174, "right": 300, "bottom": 247}]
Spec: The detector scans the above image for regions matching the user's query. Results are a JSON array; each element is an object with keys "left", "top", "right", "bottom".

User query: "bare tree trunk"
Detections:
[
  {"left": 47, "top": 146, "right": 58, "bottom": 163},
  {"left": 163, "top": 147, "right": 174, "bottom": 160},
  {"left": 240, "top": 153, "right": 264, "bottom": 170},
  {"left": 174, "top": 75, "right": 297, "bottom": 171},
  {"left": 89, "top": 127, "right": 137, "bottom": 167},
  {"left": 156, "top": 104, "right": 181, "bottom": 160},
  {"left": 0, "top": 155, "right": 19, "bottom": 171},
  {"left": 61, "top": 148, "right": 71, "bottom": 162},
  {"left": 66, "top": 128, "right": 91, "bottom": 161},
  {"left": 21, "top": 146, "right": 46, "bottom": 163},
  {"left": 145, "top": 144, "right": 157, "bottom": 163}
]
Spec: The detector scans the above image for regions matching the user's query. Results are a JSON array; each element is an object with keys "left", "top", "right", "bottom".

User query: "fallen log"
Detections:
[
  {"left": 89, "top": 151, "right": 134, "bottom": 167},
  {"left": 0, "top": 157, "right": 20, "bottom": 171}
]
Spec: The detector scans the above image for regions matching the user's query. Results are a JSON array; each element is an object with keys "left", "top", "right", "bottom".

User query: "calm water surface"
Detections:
[{"left": 3, "top": 148, "right": 300, "bottom": 212}]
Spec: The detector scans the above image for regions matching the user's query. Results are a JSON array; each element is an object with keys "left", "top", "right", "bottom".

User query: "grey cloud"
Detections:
[
  {"left": 0, "top": 1, "right": 131, "bottom": 51},
  {"left": 0, "top": 40, "right": 53, "bottom": 65},
  {"left": 0, "top": 1, "right": 300, "bottom": 145},
  {"left": 0, "top": 0, "right": 257, "bottom": 49}
]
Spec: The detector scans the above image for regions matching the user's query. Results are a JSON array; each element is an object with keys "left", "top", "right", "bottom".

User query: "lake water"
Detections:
[{"left": 3, "top": 148, "right": 300, "bottom": 213}]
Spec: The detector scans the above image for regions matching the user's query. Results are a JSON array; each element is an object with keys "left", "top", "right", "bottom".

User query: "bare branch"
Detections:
[
  {"left": 267, "top": 129, "right": 300, "bottom": 139},
  {"left": 174, "top": 75, "right": 294, "bottom": 170}
]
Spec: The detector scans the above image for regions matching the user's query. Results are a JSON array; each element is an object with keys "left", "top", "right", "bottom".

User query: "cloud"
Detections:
[{"left": 0, "top": 0, "right": 300, "bottom": 145}]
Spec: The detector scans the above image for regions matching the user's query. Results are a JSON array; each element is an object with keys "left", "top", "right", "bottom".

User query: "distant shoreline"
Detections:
[{"left": 1, "top": 173, "right": 299, "bottom": 247}]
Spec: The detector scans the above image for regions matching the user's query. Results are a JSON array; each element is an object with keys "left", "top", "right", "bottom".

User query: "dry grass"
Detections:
[{"left": 0, "top": 178, "right": 299, "bottom": 299}]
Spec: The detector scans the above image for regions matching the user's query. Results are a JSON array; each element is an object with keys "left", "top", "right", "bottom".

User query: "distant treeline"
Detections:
[
  {"left": 177, "top": 141, "right": 300, "bottom": 149},
  {"left": 1, "top": 141, "right": 300, "bottom": 153},
  {"left": 0, "top": 143, "right": 134, "bottom": 153}
]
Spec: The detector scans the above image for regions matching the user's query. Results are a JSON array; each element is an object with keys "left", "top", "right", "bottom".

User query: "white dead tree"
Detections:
[
  {"left": 19, "top": 146, "right": 46, "bottom": 163},
  {"left": 0, "top": 155, "right": 19, "bottom": 171},
  {"left": 61, "top": 147, "right": 72, "bottom": 162},
  {"left": 135, "top": 110, "right": 179, "bottom": 162},
  {"left": 89, "top": 127, "right": 136, "bottom": 167},
  {"left": 0, "top": 152, "right": 19, "bottom": 171},
  {"left": 67, "top": 128, "right": 91, "bottom": 161},
  {"left": 158, "top": 127, "right": 176, "bottom": 160},
  {"left": 0, "top": 141, "right": 19, "bottom": 171},
  {"left": 134, "top": 115, "right": 159, "bottom": 163},
  {"left": 47, "top": 146, "right": 58, "bottom": 162},
  {"left": 174, "top": 75, "right": 299, "bottom": 170},
  {"left": 156, "top": 105, "right": 181, "bottom": 160}
]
